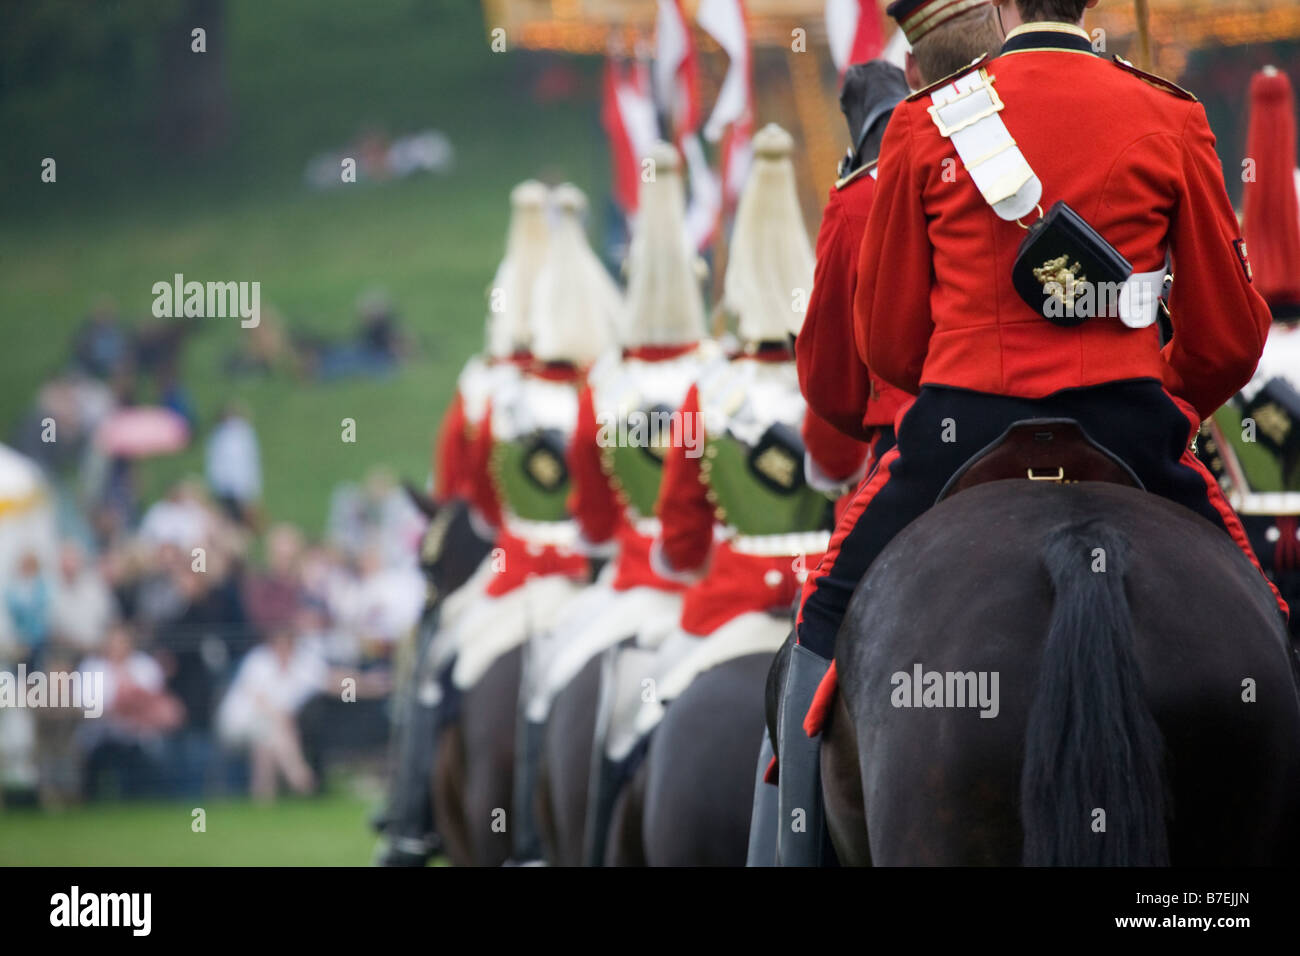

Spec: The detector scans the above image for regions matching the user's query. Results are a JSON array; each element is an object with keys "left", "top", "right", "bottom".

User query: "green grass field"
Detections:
[
  {"left": 0, "top": 789, "right": 384, "bottom": 866},
  {"left": 0, "top": 0, "right": 607, "bottom": 529}
]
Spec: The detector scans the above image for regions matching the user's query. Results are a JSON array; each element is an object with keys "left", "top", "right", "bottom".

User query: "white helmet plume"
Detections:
[
  {"left": 724, "top": 124, "right": 815, "bottom": 343},
  {"left": 624, "top": 142, "right": 707, "bottom": 347},
  {"left": 529, "top": 183, "right": 624, "bottom": 366},
  {"left": 486, "top": 180, "right": 549, "bottom": 358}
]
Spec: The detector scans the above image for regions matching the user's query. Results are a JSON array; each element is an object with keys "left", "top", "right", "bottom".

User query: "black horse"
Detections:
[
  {"left": 634, "top": 652, "right": 776, "bottom": 865},
  {"left": 821, "top": 480, "right": 1300, "bottom": 865}
]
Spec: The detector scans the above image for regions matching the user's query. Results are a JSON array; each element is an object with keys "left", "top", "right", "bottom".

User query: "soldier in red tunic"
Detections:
[
  {"left": 797, "top": 5, "right": 1004, "bottom": 458},
  {"left": 521, "top": 142, "right": 719, "bottom": 864},
  {"left": 625, "top": 125, "right": 866, "bottom": 865},
  {"left": 797, "top": 59, "right": 912, "bottom": 471},
  {"left": 777, "top": 0, "right": 1287, "bottom": 865},
  {"left": 764, "top": 0, "right": 1005, "bottom": 866},
  {"left": 447, "top": 184, "right": 622, "bottom": 862}
]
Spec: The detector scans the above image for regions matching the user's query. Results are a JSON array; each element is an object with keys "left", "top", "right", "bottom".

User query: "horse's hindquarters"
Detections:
[
  {"left": 835, "top": 482, "right": 1300, "bottom": 866},
  {"left": 642, "top": 653, "right": 773, "bottom": 867}
]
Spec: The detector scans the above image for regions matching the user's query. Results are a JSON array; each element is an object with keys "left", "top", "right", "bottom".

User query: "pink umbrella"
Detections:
[{"left": 94, "top": 406, "right": 190, "bottom": 458}]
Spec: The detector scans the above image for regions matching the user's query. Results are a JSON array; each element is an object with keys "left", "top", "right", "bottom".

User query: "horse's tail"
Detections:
[{"left": 1020, "top": 520, "right": 1169, "bottom": 866}]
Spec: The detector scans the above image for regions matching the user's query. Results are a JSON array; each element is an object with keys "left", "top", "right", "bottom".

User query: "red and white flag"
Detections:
[
  {"left": 697, "top": 0, "right": 754, "bottom": 205},
  {"left": 698, "top": 0, "right": 752, "bottom": 144},
  {"left": 880, "top": 18, "right": 911, "bottom": 70},
  {"left": 656, "top": 1, "right": 719, "bottom": 250},
  {"left": 826, "top": 0, "right": 886, "bottom": 75},
  {"left": 602, "top": 57, "right": 659, "bottom": 214},
  {"left": 654, "top": 0, "right": 700, "bottom": 141}
]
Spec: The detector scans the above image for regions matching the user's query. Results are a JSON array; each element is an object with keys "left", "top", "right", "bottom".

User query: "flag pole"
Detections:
[{"left": 1133, "top": 0, "right": 1153, "bottom": 72}]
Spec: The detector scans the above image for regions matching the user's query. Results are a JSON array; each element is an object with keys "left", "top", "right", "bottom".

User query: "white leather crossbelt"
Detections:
[{"left": 929, "top": 68, "right": 1041, "bottom": 222}]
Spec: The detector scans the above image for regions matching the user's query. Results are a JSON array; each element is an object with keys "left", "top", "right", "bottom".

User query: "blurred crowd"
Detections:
[{"left": 0, "top": 297, "right": 428, "bottom": 808}]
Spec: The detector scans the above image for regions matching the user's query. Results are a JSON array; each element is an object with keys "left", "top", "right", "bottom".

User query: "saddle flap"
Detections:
[{"left": 936, "top": 418, "right": 1142, "bottom": 503}]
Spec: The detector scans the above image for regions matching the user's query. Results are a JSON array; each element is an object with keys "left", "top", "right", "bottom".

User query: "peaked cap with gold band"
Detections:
[{"left": 885, "top": 0, "right": 992, "bottom": 45}]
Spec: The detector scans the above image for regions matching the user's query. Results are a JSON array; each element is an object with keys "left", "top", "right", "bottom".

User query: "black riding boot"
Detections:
[
  {"left": 746, "top": 730, "right": 779, "bottom": 866},
  {"left": 776, "top": 642, "right": 830, "bottom": 866}
]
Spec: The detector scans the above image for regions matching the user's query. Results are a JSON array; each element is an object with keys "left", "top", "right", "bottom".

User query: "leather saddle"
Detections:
[{"left": 936, "top": 418, "right": 1142, "bottom": 504}]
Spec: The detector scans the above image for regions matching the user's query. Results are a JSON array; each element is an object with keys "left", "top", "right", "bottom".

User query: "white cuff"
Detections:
[
  {"left": 649, "top": 536, "right": 708, "bottom": 586},
  {"left": 804, "top": 451, "right": 869, "bottom": 496},
  {"left": 576, "top": 532, "right": 619, "bottom": 560}
]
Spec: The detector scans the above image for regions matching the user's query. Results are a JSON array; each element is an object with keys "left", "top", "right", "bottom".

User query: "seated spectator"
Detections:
[
  {"left": 215, "top": 629, "right": 327, "bottom": 801},
  {"left": 70, "top": 297, "right": 130, "bottom": 381},
  {"left": 50, "top": 540, "right": 115, "bottom": 655},
  {"left": 204, "top": 402, "right": 262, "bottom": 527},
  {"left": 315, "top": 290, "right": 412, "bottom": 381},
  {"left": 244, "top": 523, "right": 304, "bottom": 638},
  {"left": 79, "top": 623, "right": 184, "bottom": 800},
  {"left": 158, "top": 362, "right": 197, "bottom": 434},
  {"left": 131, "top": 318, "right": 189, "bottom": 386},
  {"left": 33, "top": 643, "right": 85, "bottom": 807},
  {"left": 138, "top": 479, "right": 212, "bottom": 552},
  {"left": 153, "top": 553, "right": 249, "bottom": 797},
  {"left": 326, "top": 467, "right": 424, "bottom": 566},
  {"left": 331, "top": 544, "right": 423, "bottom": 670},
  {"left": 4, "top": 552, "right": 51, "bottom": 669},
  {"left": 224, "top": 306, "right": 296, "bottom": 378}
]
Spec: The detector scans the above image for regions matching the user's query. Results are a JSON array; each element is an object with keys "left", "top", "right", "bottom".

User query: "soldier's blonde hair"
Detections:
[
  {"left": 624, "top": 141, "right": 707, "bottom": 347},
  {"left": 725, "top": 124, "right": 815, "bottom": 342}
]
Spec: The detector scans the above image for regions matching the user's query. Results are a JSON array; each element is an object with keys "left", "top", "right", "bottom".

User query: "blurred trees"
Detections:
[{"left": 0, "top": 0, "right": 231, "bottom": 156}]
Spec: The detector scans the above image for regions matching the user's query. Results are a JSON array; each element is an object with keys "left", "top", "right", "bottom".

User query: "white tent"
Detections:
[
  {"left": 0, "top": 442, "right": 57, "bottom": 602},
  {"left": 0, "top": 443, "right": 58, "bottom": 793}
]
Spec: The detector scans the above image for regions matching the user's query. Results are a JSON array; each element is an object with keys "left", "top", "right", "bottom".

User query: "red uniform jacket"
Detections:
[
  {"left": 655, "top": 354, "right": 859, "bottom": 635},
  {"left": 856, "top": 26, "right": 1271, "bottom": 422},
  {"left": 462, "top": 363, "right": 588, "bottom": 598},
  {"left": 798, "top": 163, "right": 912, "bottom": 443},
  {"left": 432, "top": 390, "right": 470, "bottom": 504},
  {"left": 566, "top": 350, "right": 694, "bottom": 594}
]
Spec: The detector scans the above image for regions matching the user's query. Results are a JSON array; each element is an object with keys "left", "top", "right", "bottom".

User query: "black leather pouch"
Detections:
[{"left": 1012, "top": 200, "right": 1133, "bottom": 326}]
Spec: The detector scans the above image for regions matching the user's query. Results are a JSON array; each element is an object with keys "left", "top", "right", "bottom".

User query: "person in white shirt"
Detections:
[
  {"left": 216, "top": 629, "right": 327, "bottom": 800},
  {"left": 137, "top": 479, "right": 212, "bottom": 552},
  {"left": 204, "top": 402, "right": 262, "bottom": 523},
  {"left": 50, "top": 541, "right": 115, "bottom": 654}
]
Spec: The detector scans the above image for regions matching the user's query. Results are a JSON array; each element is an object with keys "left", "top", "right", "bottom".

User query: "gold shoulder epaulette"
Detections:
[
  {"left": 835, "top": 159, "right": 877, "bottom": 190},
  {"left": 905, "top": 54, "right": 990, "bottom": 101},
  {"left": 1111, "top": 56, "right": 1197, "bottom": 102}
]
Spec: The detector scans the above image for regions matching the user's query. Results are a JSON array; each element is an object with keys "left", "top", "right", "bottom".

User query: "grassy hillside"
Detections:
[{"left": 0, "top": 0, "right": 607, "bottom": 530}]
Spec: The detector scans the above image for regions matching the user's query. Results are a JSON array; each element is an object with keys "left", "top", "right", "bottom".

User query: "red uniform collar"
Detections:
[
  {"left": 529, "top": 360, "right": 583, "bottom": 382},
  {"left": 498, "top": 350, "right": 532, "bottom": 367},
  {"left": 622, "top": 342, "right": 699, "bottom": 362}
]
